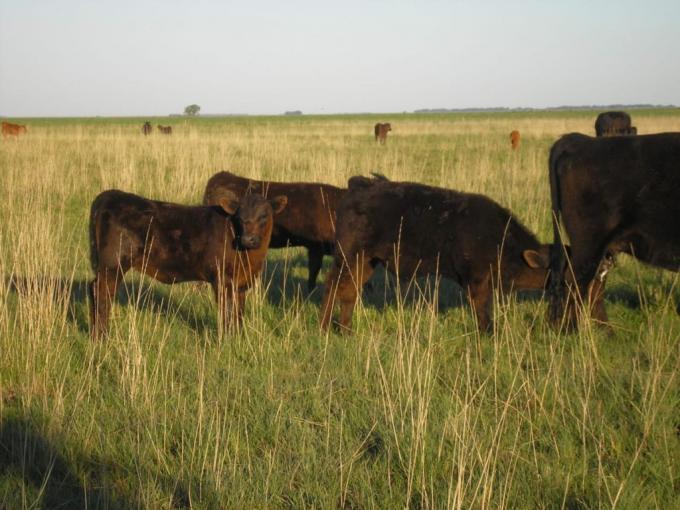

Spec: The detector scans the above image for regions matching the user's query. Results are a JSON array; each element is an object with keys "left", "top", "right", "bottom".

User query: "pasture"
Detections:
[{"left": 0, "top": 111, "right": 679, "bottom": 508}]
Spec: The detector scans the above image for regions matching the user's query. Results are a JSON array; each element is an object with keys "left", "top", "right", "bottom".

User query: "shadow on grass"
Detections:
[
  {"left": 5, "top": 275, "right": 215, "bottom": 337},
  {"left": 0, "top": 414, "right": 219, "bottom": 509},
  {"left": 0, "top": 416, "right": 127, "bottom": 508}
]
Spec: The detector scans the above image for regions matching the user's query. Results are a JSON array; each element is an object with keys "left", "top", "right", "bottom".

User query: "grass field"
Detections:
[{"left": 1, "top": 110, "right": 679, "bottom": 508}]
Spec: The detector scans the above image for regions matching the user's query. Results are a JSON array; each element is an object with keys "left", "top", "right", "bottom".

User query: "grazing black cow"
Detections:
[
  {"left": 204, "top": 171, "right": 346, "bottom": 291},
  {"left": 142, "top": 122, "right": 152, "bottom": 136},
  {"left": 89, "top": 189, "right": 287, "bottom": 339},
  {"left": 157, "top": 125, "right": 172, "bottom": 134},
  {"left": 374, "top": 123, "right": 392, "bottom": 144},
  {"left": 594, "top": 111, "right": 637, "bottom": 137},
  {"left": 548, "top": 132, "right": 680, "bottom": 328},
  {"left": 320, "top": 177, "right": 552, "bottom": 332}
]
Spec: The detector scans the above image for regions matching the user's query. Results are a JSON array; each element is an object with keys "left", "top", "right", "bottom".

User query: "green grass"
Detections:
[{"left": 1, "top": 111, "right": 679, "bottom": 508}]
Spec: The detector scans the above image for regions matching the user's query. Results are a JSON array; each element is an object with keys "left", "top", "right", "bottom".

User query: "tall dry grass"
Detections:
[{"left": 0, "top": 111, "right": 678, "bottom": 508}]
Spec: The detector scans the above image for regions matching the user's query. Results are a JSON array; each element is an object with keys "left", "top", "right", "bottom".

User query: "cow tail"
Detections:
[
  {"left": 547, "top": 139, "right": 567, "bottom": 305},
  {"left": 89, "top": 197, "right": 101, "bottom": 273}
]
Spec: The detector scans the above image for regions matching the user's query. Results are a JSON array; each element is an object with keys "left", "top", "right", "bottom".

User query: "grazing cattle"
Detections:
[
  {"left": 594, "top": 111, "right": 636, "bottom": 137},
  {"left": 510, "top": 130, "right": 521, "bottom": 150},
  {"left": 374, "top": 123, "right": 392, "bottom": 144},
  {"left": 88, "top": 189, "right": 287, "bottom": 339},
  {"left": 2, "top": 121, "right": 27, "bottom": 138},
  {"left": 320, "top": 177, "right": 552, "bottom": 332},
  {"left": 547, "top": 132, "right": 680, "bottom": 329},
  {"left": 204, "top": 171, "right": 346, "bottom": 291},
  {"left": 157, "top": 125, "right": 172, "bottom": 134},
  {"left": 142, "top": 122, "right": 152, "bottom": 136}
]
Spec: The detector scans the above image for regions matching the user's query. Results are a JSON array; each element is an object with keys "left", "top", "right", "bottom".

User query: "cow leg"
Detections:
[
  {"left": 307, "top": 244, "right": 324, "bottom": 292},
  {"left": 337, "top": 256, "right": 374, "bottom": 333},
  {"left": 320, "top": 264, "right": 341, "bottom": 331},
  {"left": 90, "top": 267, "right": 123, "bottom": 340},
  {"left": 589, "top": 254, "right": 615, "bottom": 326},
  {"left": 320, "top": 255, "right": 374, "bottom": 332},
  {"left": 468, "top": 275, "right": 493, "bottom": 333},
  {"left": 212, "top": 280, "right": 236, "bottom": 336},
  {"left": 234, "top": 288, "right": 247, "bottom": 326},
  {"left": 566, "top": 247, "right": 608, "bottom": 328}
]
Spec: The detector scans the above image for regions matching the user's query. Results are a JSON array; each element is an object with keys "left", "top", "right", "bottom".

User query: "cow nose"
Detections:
[{"left": 242, "top": 234, "right": 261, "bottom": 248}]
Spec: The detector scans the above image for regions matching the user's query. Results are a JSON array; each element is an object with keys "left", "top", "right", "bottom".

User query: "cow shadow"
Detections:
[
  {"left": 360, "top": 269, "right": 468, "bottom": 313},
  {"left": 5, "top": 275, "right": 92, "bottom": 333},
  {"left": 0, "top": 416, "right": 128, "bottom": 508},
  {"left": 5, "top": 275, "right": 215, "bottom": 337},
  {"left": 261, "top": 253, "right": 325, "bottom": 306},
  {"left": 0, "top": 414, "right": 218, "bottom": 508}
]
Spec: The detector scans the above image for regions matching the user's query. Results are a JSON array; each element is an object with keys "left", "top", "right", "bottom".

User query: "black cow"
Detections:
[
  {"left": 89, "top": 189, "right": 287, "bottom": 338},
  {"left": 594, "top": 111, "right": 637, "bottom": 137},
  {"left": 320, "top": 177, "right": 552, "bottom": 332},
  {"left": 548, "top": 132, "right": 680, "bottom": 328},
  {"left": 142, "top": 122, "right": 152, "bottom": 136},
  {"left": 204, "top": 171, "right": 346, "bottom": 291}
]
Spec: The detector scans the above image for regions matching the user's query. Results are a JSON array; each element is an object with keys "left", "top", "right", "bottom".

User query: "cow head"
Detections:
[
  {"left": 218, "top": 191, "right": 288, "bottom": 250},
  {"left": 384, "top": 123, "right": 392, "bottom": 132}
]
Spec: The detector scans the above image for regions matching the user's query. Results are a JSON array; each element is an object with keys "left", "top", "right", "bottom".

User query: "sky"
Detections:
[{"left": 1, "top": 0, "right": 679, "bottom": 117}]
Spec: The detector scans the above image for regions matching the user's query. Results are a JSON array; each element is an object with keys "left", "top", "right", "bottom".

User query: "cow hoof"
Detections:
[{"left": 332, "top": 320, "right": 353, "bottom": 335}]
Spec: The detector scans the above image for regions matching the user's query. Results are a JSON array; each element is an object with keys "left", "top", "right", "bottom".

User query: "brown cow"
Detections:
[
  {"left": 548, "top": 132, "right": 680, "bottom": 329},
  {"left": 320, "top": 177, "right": 552, "bottom": 332},
  {"left": 157, "top": 125, "right": 172, "bottom": 134},
  {"left": 204, "top": 171, "right": 346, "bottom": 291},
  {"left": 88, "top": 189, "right": 287, "bottom": 339},
  {"left": 142, "top": 122, "right": 152, "bottom": 135},
  {"left": 374, "top": 123, "right": 391, "bottom": 144},
  {"left": 2, "top": 121, "right": 27, "bottom": 138},
  {"left": 510, "top": 130, "right": 521, "bottom": 150}
]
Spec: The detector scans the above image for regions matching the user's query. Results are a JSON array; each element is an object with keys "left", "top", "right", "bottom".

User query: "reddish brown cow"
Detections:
[
  {"left": 374, "top": 123, "right": 391, "bottom": 144},
  {"left": 2, "top": 121, "right": 27, "bottom": 138},
  {"left": 157, "top": 125, "right": 172, "bottom": 134},
  {"left": 320, "top": 176, "right": 552, "bottom": 332},
  {"left": 510, "top": 130, "right": 521, "bottom": 150},
  {"left": 89, "top": 189, "right": 287, "bottom": 339},
  {"left": 204, "top": 171, "right": 346, "bottom": 291}
]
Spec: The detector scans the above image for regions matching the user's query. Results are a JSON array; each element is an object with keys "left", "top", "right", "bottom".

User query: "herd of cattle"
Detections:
[
  {"left": 2, "top": 111, "right": 676, "bottom": 337},
  {"left": 85, "top": 110, "right": 680, "bottom": 338}
]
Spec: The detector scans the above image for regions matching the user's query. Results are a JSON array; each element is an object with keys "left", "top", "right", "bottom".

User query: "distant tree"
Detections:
[{"left": 184, "top": 104, "right": 201, "bottom": 116}]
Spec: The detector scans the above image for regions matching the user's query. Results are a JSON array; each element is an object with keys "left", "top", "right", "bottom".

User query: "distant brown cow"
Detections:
[
  {"left": 204, "top": 171, "right": 346, "bottom": 291},
  {"left": 374, "top": 123, "right": 391, "bottom": 144},
  {"left": 320, "top": 176, "right": 552, "bottom": 332},
  {"left": 594, "top": 111, "right": 636, "bottom": 137},
  {"left": 88, "top": 189, "right": 287, "bottom": 339},
  {"left": 157, "top": 125, "right": 172, "bottom": 134},
  {"left": 142, "top": 122, "right": 152, "bottom": 135},
  {"left": 2, "top": 121, "right": 27, "bottom": 138},
  {"left": 510, "top": 130, "right": 521, "bottom": 150}
]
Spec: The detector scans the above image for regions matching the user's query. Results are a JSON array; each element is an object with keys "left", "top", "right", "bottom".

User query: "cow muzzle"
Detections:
[{"left": 240, "top": 234, "right": 262, "bottom": 249}]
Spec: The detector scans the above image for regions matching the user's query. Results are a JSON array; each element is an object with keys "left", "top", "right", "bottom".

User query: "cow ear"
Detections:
[
  {"left": 218, "top": 190, "right": 240, "bottom": 215},
  {"left": 522, "top": 249, "right": 549, "bottom": 269},
  {"left": 270, "top": 195, "right": 288, "bottom": 214}
]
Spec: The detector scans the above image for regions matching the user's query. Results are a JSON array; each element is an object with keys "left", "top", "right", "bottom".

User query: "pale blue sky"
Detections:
[{"left": 1, "top": 0, "right": 679, "bottom": 116}]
